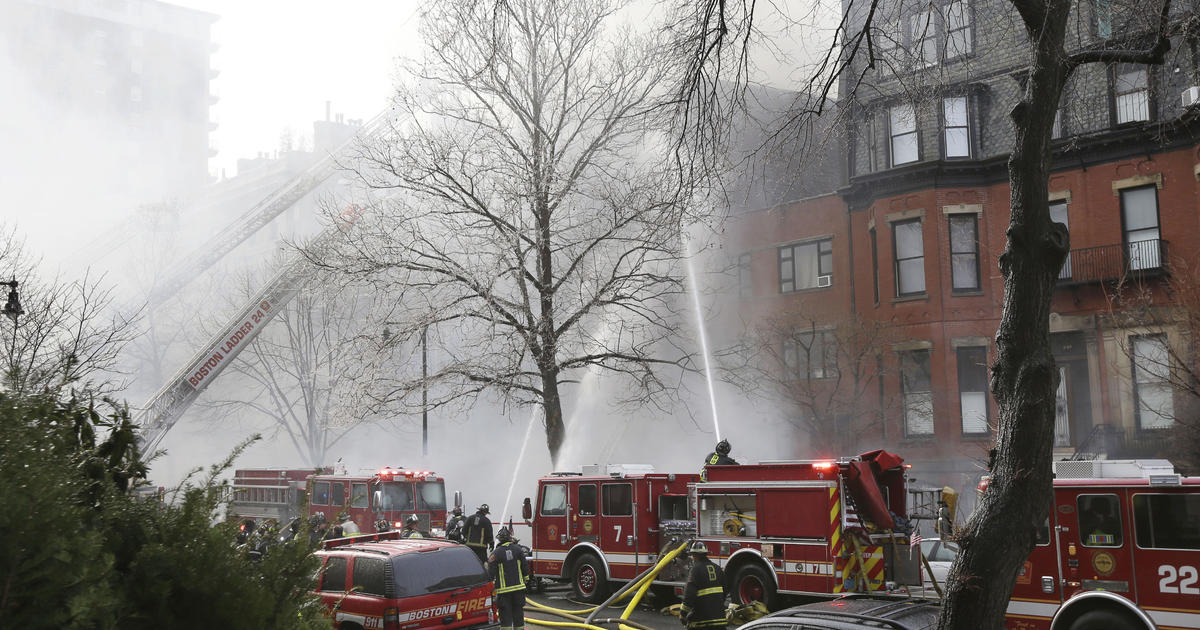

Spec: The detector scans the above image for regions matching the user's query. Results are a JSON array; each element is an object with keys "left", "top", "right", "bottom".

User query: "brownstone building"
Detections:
[{"left": 726, "top": 0, "right": 1200, "bottom": 499}]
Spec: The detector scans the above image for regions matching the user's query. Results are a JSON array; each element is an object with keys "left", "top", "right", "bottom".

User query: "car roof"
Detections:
[
  {"left": 317, "top": 535, "right": 461, "bottom": 557},
  {"left": 753, "top": 595, "right": 940, "bottom": 629}
]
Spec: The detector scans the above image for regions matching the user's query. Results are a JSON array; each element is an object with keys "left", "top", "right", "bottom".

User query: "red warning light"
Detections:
[{"left": 813, "top": 461, "right": 835, "bottom": 471}]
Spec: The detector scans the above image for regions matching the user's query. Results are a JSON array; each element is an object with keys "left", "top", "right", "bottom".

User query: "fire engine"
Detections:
[
  {"left": 1004, "top": 458, "right": 1200, "bottom": 630},
  {"left": 231, "top": 466, "right": 450, "bottom": 536},
  {"left": 521, "top": 451, "right": 926, "bottom": 605}
]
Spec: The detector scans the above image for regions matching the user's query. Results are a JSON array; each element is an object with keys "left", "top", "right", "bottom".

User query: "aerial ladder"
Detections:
[
  {"left": 133, "top": 205, "right": 362, "bottom": 453},
  {"left": 132, "top": 113, "right": 387, "bottom": 451}
]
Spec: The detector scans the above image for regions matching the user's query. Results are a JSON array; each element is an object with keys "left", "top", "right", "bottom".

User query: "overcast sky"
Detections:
[{"left": 175, "top": 0, "right": 424, "bottom": 177}]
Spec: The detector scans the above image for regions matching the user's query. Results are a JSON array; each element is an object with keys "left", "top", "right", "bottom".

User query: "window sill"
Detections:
[
  {"left": 960, "top": 432, "right": 992, "bottom": 440},
  {"left": 950, "top": 290, "right": 984, "bottom": 297},
  {"left": 891, "top": 294, "right": 929, "bottom": 304},
  {"left": 779, "top": 285, "right": 833, "bottom": 296},
  {"left": 901, "top": 435, "right": 936, "bottom": 443}
]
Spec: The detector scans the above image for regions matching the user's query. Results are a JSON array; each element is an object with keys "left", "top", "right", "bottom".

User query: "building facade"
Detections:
[{"left": 727, "top": 0, "right": 1200, "bottom": 495}]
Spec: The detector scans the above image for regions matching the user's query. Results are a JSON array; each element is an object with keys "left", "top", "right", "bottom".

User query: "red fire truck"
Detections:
[
  {"left": 231, "top": 466, "right": 450, "bottom": 536},
  {"left": 522, "top": 451, "right": 924, "bottom": 605},
  {"left": 1004, "top": 458, "right": 1200, "bottom": 630}
]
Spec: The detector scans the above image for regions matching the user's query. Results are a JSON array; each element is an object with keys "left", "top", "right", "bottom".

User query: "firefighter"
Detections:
[
  {"left": 700, "top": 439, "right": 739, "bottom": 482},
  {"left": 401, "top": 514, "right": 426, "bottom": 538},
  {"left": 680, "top": 541, "right": 726, "bottom": 628},
  {"left": 936, "top": 500, "right": 954, "bottom": 538},
  {"left": 488, "top": 527, "right": 528, "bottom": 630},
  {"left": 338, "top": 511, "right": 360, "bottom": 536},
  {"left": 375, "top": 518, "right": 392, "bottom": 533},
  {"left": 463, "top": 504, "right": 494, "bottom": 563},
  {"left": 447, "top": 506, "right": 466, "bottom": 542}
]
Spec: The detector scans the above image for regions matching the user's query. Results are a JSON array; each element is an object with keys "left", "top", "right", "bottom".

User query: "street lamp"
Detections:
[{"left": 2, "top": 279, "right": 21, "bottom": 323}]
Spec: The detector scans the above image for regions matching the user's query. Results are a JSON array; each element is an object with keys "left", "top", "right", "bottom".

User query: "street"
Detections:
[{"left": 525, "top": 583, "right": 693, "bottom": 630}]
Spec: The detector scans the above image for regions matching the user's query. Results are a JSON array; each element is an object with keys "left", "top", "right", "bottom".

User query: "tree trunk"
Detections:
[
  {"left": 542, "top": 370, "right": 566, "bottom": 467},
  {"left": 938, "top": 4, "right": 1072, "bottom": 628}
]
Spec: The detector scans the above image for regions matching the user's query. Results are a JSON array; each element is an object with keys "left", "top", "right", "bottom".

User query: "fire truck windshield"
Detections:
[
  {"left": 374, "top": 482, "right": 415, "bottom": 511},
  {"left": 416, "top": 481, "right": 446, "bottom": 511}
]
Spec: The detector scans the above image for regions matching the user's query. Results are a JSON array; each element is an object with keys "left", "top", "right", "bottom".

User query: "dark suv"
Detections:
[
  {"left": 314, "top": 531, "right": 499, "bottom": 630},
  {"left": 736, "top": 595, "right": 940, "bottom": 630}
]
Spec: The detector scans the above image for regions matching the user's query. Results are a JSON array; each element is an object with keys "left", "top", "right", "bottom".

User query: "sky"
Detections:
[{"left": 175, "top": 0, "right": 424, "bottom": 178}]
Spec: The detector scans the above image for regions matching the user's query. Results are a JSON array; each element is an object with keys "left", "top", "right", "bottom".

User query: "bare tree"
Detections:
[
  {"left": 198, "top": 268, "right": 391, "bottom": 467},
  {"left": 0, "top": 226, "right": 138, "bottom": 396},
  {"left": 312, "top": 0, "right": 700, "bottom": 465},
  {"left": 721, "top": 307, "right": 903, "bottom": 453},
  {"left": 670, "top": 0, "right": 1178, "bottom": 626}
]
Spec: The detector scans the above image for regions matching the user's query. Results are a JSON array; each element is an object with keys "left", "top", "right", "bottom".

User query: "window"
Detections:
[
  {"left": 943, "top": 97, "right": 970, "bottom": 158},
  {"left": 697, "top": 494, "right": 756, "bottom": 537},
  {"left": 374, "top": 482, "right": 414, "bottom": 511},
  {"left": 604, "top": 484, "right": 633, "bottom": 513},
  {"left": 949, "top": 214, "right": 980, "bottom": 291},
  {"left": 783, "top": 330, "right": 838, "bottom": 380},
  {"left": 351, "top": 483, "right": 368, "bottom": 508},
  {"left": 890, "top": 104, "right": 919, "bottom": 165},
  {"left": 352, "top": 558, "right": 388, "bottom": 597},
  {"left": 602, "top": 483, "right": 633, "bottom": 516},
  {"left": 1052, "top": 108, "right": 1064, "bottom": 139},
  {"left": 901, "top": 349, "right": 934, "bottom": 436},
  {"left": 1114, "top": 64, "right": 1149, "bottom": 124},
  {"left": 331, "top": 482, "right": 345, "bottom": 506},
  {"left": 391, "top": 547, "right": 490, "bottom": 595},
  {"left": 540, "top": 484, "right": 566, "bottom": 516},
  {"left": 313, "top": 481, "right": 330, "bottom": 506},
  {"left": 1131, "top": 334, "right": 1174, "bottom": 429},
  {"left": 320, "top": 557, "right": 348, "bottom": 592},
  {"left": 1078, "top": 494, "right": 1123, "bottom": 547},
  {"left": 1096, "top": 0, "right": 1113, "bottom": 39},
  {"left": 875, "top": 18, "right": 902, "bottom": 65},
  {"left": 577, "top": 484, "right": 597, "bottom": 516},
  {"left": 1134, "top": 494, "right": 1200, "bottom": 549},
  {"left": 893, "top": 219, "right": 926, "bottom": 296},
  {"left": 1120, "top": 185, "right": 1161, "bottom": 270},
  {"left": 957, "top": 346, "right": 989, "bottom": 435},
  {"left": 416, "top": 482, "right": 446, "bottom": 510},
  {"left": 909, "top": 9, "right": 937, "bottom": 67},
  {"left": 943, "top": 0, "right": 973, "bottom": 58},
  {"left": 870, "top": 228, "right": 880, "bottom": 304},
  {"left": 738, "top": 253, "right": 752, "bottom": 298},
  {"left": 1049, "top": 200, "right": 1071, "bottom": 278},
  {"left": 778, "top": 239, "right": 833, "bottom": 292}
]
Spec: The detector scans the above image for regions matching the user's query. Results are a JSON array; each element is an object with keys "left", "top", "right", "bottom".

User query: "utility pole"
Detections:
[{"left": 421, "top": 324, "right": 428, "bottom": 456}]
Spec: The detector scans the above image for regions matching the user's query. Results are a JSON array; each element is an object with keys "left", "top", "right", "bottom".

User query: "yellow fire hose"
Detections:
[{"left": 524, "top": 600, "right": 658, "bottom": 630}]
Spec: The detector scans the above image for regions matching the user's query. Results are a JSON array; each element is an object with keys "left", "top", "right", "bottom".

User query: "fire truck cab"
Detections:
[
  {"left": 1006, "top": 459, "right": 1200, "bottom": 630},
  {"left": 525, "top": 464, "right": 700, "bottom": 602}
]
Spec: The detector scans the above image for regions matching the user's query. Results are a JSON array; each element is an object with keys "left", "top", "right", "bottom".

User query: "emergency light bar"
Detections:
[{"left": 321, "top": 530, "right": 404, "bottom": 549}]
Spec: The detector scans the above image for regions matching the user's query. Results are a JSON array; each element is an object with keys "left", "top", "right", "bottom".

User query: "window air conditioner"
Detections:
[
  {"left": 1182, "top": 86, "right": 1200, "bottom": 108},
  {"left": 817, "top": 275, "right": 832, "bottom": 287}
]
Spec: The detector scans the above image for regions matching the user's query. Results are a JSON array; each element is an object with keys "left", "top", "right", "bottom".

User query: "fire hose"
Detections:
[
  {"left": 524, "top": 600, "right": 658, "bottom": 630},
  {"left": 523, "top": 541, "right": 689, "bottom": 628}
]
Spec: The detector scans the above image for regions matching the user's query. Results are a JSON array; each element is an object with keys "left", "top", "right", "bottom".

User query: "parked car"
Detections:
[
  {"left": 919, "top": 538, "right": 959, "bottom": 592},
  {"left": 313, "top": 531, "right": 498, "bottom": 630},
  {"left": 736, "top": 595, "right": 940, "bottom": 630}
]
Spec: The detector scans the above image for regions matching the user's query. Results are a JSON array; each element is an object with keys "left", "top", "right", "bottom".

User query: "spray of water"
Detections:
[
  {"left": 683, "top": 231, "right": 722, "bottom": 441},
  {"left": 500, "top": 405, "right": 541, "bottom": 525}
]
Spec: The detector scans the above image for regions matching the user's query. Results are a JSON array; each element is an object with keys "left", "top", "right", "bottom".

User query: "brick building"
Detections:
[{"left": 726, "top": 0, "right": 1200, "bottom": 495}]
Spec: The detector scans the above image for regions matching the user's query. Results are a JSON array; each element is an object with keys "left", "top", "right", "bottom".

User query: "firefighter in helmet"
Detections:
[
  {"left": 447, "top": 506, "right": 466, "bottom": 543},
  {"left": 375, "top": 518, "right": 391, "bottom": 533},
  {"left": 463, "top": 504, "right": 494, "bottom": 562},
  {"left": 680, "top": 541, "right": 726, "bottom": 628},
  {"left": 700, "top": 439, "right": 739, "bottom": 482},
  {"left": 488, "top": 527, "right": 528, "bottom": 630},
  {"left": 401, "top": 514, "right": 426, "bottom": 538}
]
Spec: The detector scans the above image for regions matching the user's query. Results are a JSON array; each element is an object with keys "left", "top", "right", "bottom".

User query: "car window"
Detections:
[
  {"left": 392, "top": 546, "right": 490, "bottom": 596},
  {"left": 1078, "top": 494, "right": 1122, "bottom": 547},
  {"left": 1134, "top": 493, "right": 1200, "bottom": 549},
  {"left": 602, "top": 483, "right": 633, "bottom": 516},
  {"left": 331, "top": 482, "right": 345, "bottom": 507},
  {"left": 578, "top": 484, "right": 597, "bottom": 516},
  {"left": 353, "top": 557, "right": 388, "bottom": 597},
  {"left": 320, "top": 556, "right": 348, "bottom": 592},
  {"left": 351, "top": 483, "right": 368, "bottom": 509},
  {"left": 416, "top": 481, "right": 446, "bottom": 511},
  {"left": 374, "top": 482, "right": 414, "bottom": 511},
  {"left": 313, "top": 481, "right": 330, "bottom": 506}
]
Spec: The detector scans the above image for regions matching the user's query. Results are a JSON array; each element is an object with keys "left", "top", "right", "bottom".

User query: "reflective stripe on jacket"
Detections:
[{"left": 489, "top": 541, "right": 528, "bottom": 594}]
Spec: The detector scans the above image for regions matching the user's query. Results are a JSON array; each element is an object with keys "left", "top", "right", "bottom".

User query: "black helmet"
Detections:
[
  {"left": 477, "top": 504, "right": 490, "bottom": 514},
  {"left": 496, "top": 527, "right": 512, "bottom": 543},
  {"left": 375, "top": 519, "right": 390, "bottom": 532},
  {"left": 716, "top": 439, "right": 731, "bottom": 456},
  {"left": 689, "top": 540, "right": 709, "bottom": 555},
  {"left": 405, "top": 514, "right": 420, "bottom": 527},
  {"left": 452, "top": 506, "right": 463, "bottom": 516}
]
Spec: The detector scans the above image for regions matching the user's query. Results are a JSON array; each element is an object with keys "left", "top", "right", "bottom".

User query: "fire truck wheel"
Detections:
[
  {"left": 1069, "top": 609, "right": 1140, "bottom": 630},
  {"left": 570, "top": 552, "right": 610, "bottom": 603},
  {"left": 730, "top": 564, "right": 775, "bottom": 609}
]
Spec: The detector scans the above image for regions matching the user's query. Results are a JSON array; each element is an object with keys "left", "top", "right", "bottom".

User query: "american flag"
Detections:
[{"left": 910, "top": 531, "right": 922, "bottom": 548}]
